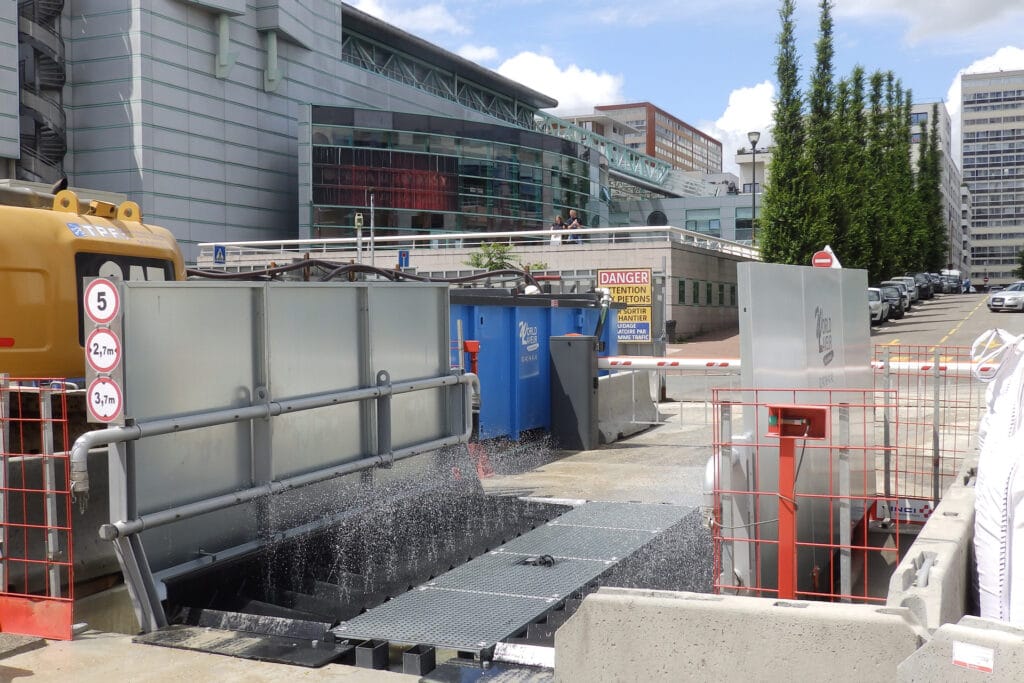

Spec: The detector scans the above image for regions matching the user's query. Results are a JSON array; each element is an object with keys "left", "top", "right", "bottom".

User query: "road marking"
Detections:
[
  {"left": 937, "top": 295, "right": 988, "bottom": 346},
  {"left": 885, "top": 339, "right": 900, "bottom": 345}
]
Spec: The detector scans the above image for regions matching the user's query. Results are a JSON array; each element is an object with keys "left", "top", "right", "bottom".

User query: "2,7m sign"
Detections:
[{"left": 598, "top": 268, "right": 653, "bottom": 343}]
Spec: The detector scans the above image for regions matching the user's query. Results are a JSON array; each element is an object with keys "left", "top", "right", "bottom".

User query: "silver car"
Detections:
[
  {"left": 988, "top": 281, "right": 1024, "bottom": 312},
  {"left": 880, "top": 280, "right": 912, "bottom": 311},
  {"left": 867, "top": 287, "right": 889, "bottom": 325}
]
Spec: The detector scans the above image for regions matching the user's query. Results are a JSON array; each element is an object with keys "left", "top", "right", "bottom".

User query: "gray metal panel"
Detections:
[
  {"left": 267, "top": 285, "right": 363, "bottom": 478},
  {"left": 735, "top": 262, "right": 872, "bottom": 591},
  {"left": 0, "top": 4, "right": 18, "bottom": 159},
  {"left": 332, "top": 502, "right": 692, "bottom": 652},
  {"left": 369, "top": 285, "right": 450, "bottom": 450},
  {"left": 115, "top": 281, "right": 462, "bottom": 576}
]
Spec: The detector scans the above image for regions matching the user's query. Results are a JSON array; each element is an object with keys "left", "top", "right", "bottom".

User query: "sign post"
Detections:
[{"left": 83, "top": 277, "right": 125, "bottom": 425}]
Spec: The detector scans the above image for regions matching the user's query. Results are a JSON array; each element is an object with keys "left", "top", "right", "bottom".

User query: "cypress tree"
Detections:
[
  {"left": 759, "top": 0, "right": 807, "bottom": 264},
  {"left": 923, "top": 103, "right": 947, "bottom": 271},
  {"left": 805, "top": 0, "right": 837, "bottom": 256}
]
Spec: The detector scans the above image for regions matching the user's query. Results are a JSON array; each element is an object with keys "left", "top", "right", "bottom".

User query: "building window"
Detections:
[
  {"left": 692, "top": 280, "right": 700, "bottom": 305},
  {"left": 910, "top": 112, "right": 928, "bottom": 125},
  {"left": 729, "top": 284, "right": 737, "bottom": 307},
  {"left": 718, "top": 283, "right": 725, "bottom": 307},
  {"left": 685, "top": 208, "right": 721, "bottom": 236},
  {"left": 706, "top": 282, "right": 713, "bottom": 306}
]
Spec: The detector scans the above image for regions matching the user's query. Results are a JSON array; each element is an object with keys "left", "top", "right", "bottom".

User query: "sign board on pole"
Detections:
[
  {"left": 83, "top": 276, "right": 125, "bottom": 425},
  {"left": 597, "top": 268, "right": 652, "bottom": 343},
  {"left": 811, "top": 250, "right": 834, "bottom": 268},
  {"left": 398, "top": 249, "right": 410, "bottom": 268}
]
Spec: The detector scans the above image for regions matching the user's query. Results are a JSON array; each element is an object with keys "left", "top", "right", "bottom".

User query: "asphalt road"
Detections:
[{"left": 870, "top": 290, "right": 1024, "bottom": 349}]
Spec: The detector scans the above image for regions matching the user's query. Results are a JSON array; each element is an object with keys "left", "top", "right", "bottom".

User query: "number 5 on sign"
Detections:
[{"left": 84, "top": 278, "right": 120, "bottom": 324}]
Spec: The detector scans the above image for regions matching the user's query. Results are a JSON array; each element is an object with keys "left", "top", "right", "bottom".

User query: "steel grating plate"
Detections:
[
  {"left": 427, "top": 552, "right": 611, "bottom": 597},
  {"left": 546, "top": 501, "right": 689, "bottom": 532},
  {"left": 331, "top": 502, "right": 692, "bottom": 654},
  {"left": 496, "top": 523, "right": 655, "bottom": 561}
]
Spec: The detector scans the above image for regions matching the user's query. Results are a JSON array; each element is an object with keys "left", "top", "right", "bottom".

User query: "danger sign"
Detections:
[{"left": 598, "top": 268, "right": 654, "bottom": 343}]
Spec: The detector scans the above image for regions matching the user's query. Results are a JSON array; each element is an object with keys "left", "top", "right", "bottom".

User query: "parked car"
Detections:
[
  {"left": 987, "top": 281, "right": 1024, "bottom": 312},
  {"left": 879, "top": 284, "right": 906, "bottom": 319},
  {"left": 868, "top": 288, "right": 889, "bottom": 325},
  {"left": 941, "top": 275, "right": 961, "bottom": 294},
  {"left": 880, "top": 280, "right": 912, "bottom": 311},
  {"left": 927, "top": 273, "right": 947, "bottom": 293},
  {"left": 892, "top": 276, "right": 920, "bottom": 303},
  {"left": 907, "top": 273, "right": 934, "bottom": 299}
]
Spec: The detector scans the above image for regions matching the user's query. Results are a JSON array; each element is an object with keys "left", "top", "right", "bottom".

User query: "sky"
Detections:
[{"left": 350, "top": 0, "right": 1024, "bottom": 175}]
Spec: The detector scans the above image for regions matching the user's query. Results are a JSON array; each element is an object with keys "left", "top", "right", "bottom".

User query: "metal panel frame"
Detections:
[{"left": 86, "top": 281, "right": 471, "bottom": 631}]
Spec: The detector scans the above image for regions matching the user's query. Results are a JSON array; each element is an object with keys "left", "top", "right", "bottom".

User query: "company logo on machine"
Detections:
[
  {"left": 814, "top": 305, "right": 834, "bottom": 366},
  {"left": 519, "top": 321, "right": 539, "bottom": 352},
  {"left": 66, "top": 222, "right": 128, "bottom": 240},
  {"left": 877, "top": 499, "right": 934, "bottom": 523}
]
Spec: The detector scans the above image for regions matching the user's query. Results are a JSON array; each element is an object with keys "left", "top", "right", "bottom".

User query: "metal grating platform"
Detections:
[{"left": 331, "top": 501, "right": 692, "bottom": 654}]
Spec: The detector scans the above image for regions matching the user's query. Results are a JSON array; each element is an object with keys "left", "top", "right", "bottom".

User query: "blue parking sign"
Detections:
[{"left": 214, "top": 245, "right": 226, "bottom": 264}]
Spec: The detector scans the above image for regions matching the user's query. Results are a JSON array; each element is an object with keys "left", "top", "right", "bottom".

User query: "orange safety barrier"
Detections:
[
  {"left": 712, "top": 387, "right": 901, "bottom": 604},
  {"left": 0, "top": 379, "right": 75, "bottom": 640}
]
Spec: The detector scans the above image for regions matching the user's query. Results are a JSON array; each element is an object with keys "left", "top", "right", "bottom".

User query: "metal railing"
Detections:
[{"left": 196, "top": 226, "right": 761, "bottom": 268}]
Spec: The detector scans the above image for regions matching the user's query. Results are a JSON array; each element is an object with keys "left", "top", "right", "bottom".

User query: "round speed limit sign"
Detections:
[
  {"left": 84, "top": 278, "right": 120, "bottom": 325},
  {"left": 87, "top": 377, "right": 123, "bottom": 423}
]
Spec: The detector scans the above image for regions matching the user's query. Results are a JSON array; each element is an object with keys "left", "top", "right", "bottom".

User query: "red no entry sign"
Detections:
[{"left": 811, "top": 250, "right": 834, "bottom": 268}]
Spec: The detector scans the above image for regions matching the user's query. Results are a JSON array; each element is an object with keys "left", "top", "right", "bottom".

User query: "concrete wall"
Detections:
[
  {"left": 554, "top": 588, "right": 926, "bottom": 682},
  {"left": 598, "top": 371, "right": 657, "bottom": 443},
  {"left": 887, "top": 456, "right": 978, "bottom": 631},
  {"left": 899, "top": 616, "right": 1024, "bottom": 682}
]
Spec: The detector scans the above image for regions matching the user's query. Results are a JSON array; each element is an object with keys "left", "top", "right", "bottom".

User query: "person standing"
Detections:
[
  {"left": 549, "top": 214, "right": 565, "bottom": 245},
  {"left": 566, "top": 209, "right": 583, "bottom": 244}
]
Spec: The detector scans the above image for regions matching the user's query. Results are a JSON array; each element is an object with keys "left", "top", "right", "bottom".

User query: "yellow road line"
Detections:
[{"left": 937, "top": 296, "right": 988, "bottom": 346}]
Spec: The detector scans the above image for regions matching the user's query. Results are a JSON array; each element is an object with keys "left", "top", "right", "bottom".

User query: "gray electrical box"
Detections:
[{"left": 550, "top": 335, "right": 599, "bottom": 451}]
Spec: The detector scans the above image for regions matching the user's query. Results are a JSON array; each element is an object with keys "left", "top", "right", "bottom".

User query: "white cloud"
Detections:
[
  {"left": 945, "top": 46, "right": 1024, "bottom": 166},
  {"left": 496, "top": 52, "right": 624, "bottom": 114},
  {"left": 834, "top": 0, "right": 1024, "bottom": 42},
  {"left": 699, "top": 81, "right": 776, "bottom": 176},
  {"left": 352, "top": 0, "right": 469, "bottom": 35},
  {"left": 457, "top": 44, "right": 499, "bottom": 63}
]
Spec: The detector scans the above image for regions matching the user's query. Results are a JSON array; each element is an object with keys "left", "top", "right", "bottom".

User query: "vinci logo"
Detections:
[{"left": 519, "top": 321, "right": 539, "bottom": 352}]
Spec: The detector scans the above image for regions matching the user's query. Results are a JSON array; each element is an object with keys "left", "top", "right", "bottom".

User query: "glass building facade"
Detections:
[{"left": 309, "top": 107, "right": 602, "bottom": 237}]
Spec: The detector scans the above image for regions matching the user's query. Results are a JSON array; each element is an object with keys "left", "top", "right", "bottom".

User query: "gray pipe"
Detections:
[{"left": 71, "top": 373, "right": 474, "bottom": 511}]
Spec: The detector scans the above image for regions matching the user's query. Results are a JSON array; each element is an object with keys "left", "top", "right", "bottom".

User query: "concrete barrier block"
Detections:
[
  {"left": 898, "top": 616, "right": 1024, "bottom": 682},
  {"left": 554, "top": 587, "right": 925, "bottom": 682},
  {"left": 598, "top": 371, "right": 657, "bottom": 444},
  {"left": 886, "top": 457, "right": 978, "bottom": 630}
]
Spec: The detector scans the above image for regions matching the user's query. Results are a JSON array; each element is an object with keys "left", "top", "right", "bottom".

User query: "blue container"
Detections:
[{"left": 450, "top": 291, "right": 618, "bottom": 441}]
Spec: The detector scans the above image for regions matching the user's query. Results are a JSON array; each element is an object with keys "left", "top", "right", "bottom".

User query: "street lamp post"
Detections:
[{"left": 748, "top": 130, "right": 760, "bottom": 245}]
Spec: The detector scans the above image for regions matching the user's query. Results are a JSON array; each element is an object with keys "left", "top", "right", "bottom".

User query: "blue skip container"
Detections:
[{"left": 450, "top": 290, "right": 618, "bottom": 441}]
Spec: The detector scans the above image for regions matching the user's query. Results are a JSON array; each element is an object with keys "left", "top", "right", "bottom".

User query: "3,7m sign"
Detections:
[{"left": 598, "top": 268, "right": 653, "bottom": 343}]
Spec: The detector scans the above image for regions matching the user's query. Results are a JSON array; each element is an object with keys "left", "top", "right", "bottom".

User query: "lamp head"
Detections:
[{"left": 748, "top": 130, "right": 761, "bottom": 146}]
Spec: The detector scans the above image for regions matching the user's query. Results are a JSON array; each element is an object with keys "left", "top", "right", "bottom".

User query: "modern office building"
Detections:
[
  {"left": 961, "top": 70, "right": 1024, "bottom": 286},
  {"left": 10, "top": 1, "right": 693, "bottom": 260},
  {"left": 594, "top": 102, "right": 723, "bottom": 174},
  {"left": 910, "top": 101, "right": 965, "bottom": 272}
]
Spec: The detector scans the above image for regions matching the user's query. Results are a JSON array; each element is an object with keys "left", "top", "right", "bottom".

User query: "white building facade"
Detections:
[{"left": 961, "top": 70, "right": 1024, "bottom": 286}]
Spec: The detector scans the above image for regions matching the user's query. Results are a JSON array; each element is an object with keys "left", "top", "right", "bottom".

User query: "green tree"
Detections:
[
  {"left": 465, "top": 242, "right": 517, "bottom": 271},
  {"left": 804, "top": 0, "right": 838, "bottom": 254},
  {"left": 920, "top": 103, "right": 947, "bottom": 272},
  {"left": 759, "top": 0, "right": 808, "bottom": 264},
  {"left": 1015, "top": 248, "right": 1024, "bottom": 280},
  {"left": 833, "top": 67, "right": 872, "bottom": 275}
]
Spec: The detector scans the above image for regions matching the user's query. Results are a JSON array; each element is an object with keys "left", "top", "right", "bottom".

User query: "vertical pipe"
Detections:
[
  {"left": 40, "top": 388, "right": 61, "bottom": 597},
  {"left": 455, "top": 319, "right": 464, "bottom": 371},
  {"left": 932, "top": 347, "right": 941, "bottom": 506},
  {"left": 777, "top": 436, "right": 797, "bottom": 600},
  {"left": 838, "top": 404, "right": 851, "bottom": 602},
  {"left": 883, "top": 347, "right": 892, "bottom": 499},
  {"left": 718, "top": 401, "right": 735, "bottom": 590},
  {"left": 370, "top": 191, "right": 376, "bottom": 267}
]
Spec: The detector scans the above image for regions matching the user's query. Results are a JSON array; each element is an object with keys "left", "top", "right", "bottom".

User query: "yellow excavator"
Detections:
[{"left": 0, "top": 181, "right": 185, "bottom": 379}]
